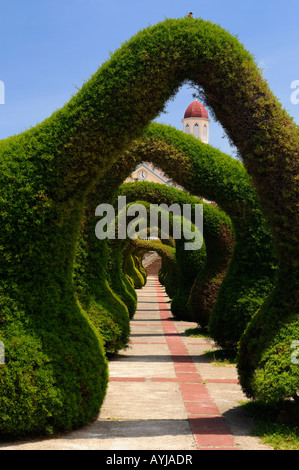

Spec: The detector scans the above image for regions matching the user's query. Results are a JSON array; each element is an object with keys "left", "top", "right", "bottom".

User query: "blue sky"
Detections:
[{"left": 0, "top": 0, "right": 298, "bottom": 157}]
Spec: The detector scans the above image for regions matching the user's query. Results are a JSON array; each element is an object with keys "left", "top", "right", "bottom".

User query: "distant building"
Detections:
[
  {"left": 126, "top": 162, "right": 171, "bottom": 185},
  {"left": 125, "top": 100, "right": 209, "bottom": 185}
]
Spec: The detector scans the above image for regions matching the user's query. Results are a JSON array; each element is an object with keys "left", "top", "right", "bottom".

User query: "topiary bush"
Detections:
[
  {"left": 74, "top": 206, "right": 130, "bottom": 356},
  {"left": 133, "top": 252, "right": 148, "bottom": 285},
  {"left": 120, "top": 181, "right": 233, "bottom": 326},
  {"left": 72, "top": 156, "right": 133, "bottom": 356},
  {"left": 122, "top": 243, "right": 147, "bottom": 289},
  {"left": 188, "top": 219, "right": 234, "bottom": 330},
  {"left": 106, "top": 239, "right": 138, "bottom": 319},
  {"left": 129, "top": 237, "right": 179, "bottom": 299},
  {"left": 121, "top": 126, "right": 277, "bottom": 350},
  {"left": 170, "top": 238, "right": 206, "bottom": 321}
]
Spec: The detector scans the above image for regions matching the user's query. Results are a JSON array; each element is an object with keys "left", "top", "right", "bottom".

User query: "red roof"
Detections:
[{"left": 184, "top": 100, "right": 209, "bottom": 119}]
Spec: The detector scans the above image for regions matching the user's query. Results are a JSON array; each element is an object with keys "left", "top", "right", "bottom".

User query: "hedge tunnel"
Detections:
[
  {"left": 75, "top": 190, "right": 206, "bottom": 355},
  {"left": 109, "top": 127, "right": 278, "bottom": 353},
  {"left": 0, "top": 16, "right": 298, "bottom": 437},
  {"left": 112, "top": 197, "right": 207, "bottom": 318},
  {"left": 119, "top": 182, "right": 234, "bottom": 327},
  {"left": 79, "top": 119, "right": 276, "bottom": 351},
  {"left": 131, "top": 238, "right": 179, "bottom": 299},
  {"left": 126, "top": 238, "right": 178, "bottom": 295},
  {"left": 120, "top": 198, "right": 208, "bottom": 322}
]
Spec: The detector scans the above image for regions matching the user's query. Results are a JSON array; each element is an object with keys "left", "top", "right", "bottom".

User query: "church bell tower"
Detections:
[{"left": 182, "top": 99, "right": 210, "bottom": 143}]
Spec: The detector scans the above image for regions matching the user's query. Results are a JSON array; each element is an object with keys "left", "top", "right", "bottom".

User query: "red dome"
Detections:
[{"left": 184, "top": 100, "right": 208, "bottom": 119}]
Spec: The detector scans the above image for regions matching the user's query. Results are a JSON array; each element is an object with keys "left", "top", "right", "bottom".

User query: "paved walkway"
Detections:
[{"left": 0, "top": 276, "right": 272, "bottom": 450}]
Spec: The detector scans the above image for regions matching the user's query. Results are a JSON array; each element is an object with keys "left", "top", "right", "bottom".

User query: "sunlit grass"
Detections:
[
  {"left": 241, "top": 401, "right": 299, "bottom": 450},
  {"left": 204, "top": 348, "right": 237, "bottom": 366},
  {"left": 185, "top": 326, "right": 210, "bottom": 338}
]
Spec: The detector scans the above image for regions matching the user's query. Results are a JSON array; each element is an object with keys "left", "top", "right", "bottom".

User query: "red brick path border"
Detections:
[
  {"left": 155, "top": 277, "right": 237, "bottom": 450},
  {"left": 110, "top": 276, "right": 238, "bottom": 450}
]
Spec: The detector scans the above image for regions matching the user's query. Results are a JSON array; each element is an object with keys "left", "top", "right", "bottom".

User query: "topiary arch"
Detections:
[
  {"left": 119, "top": 181, "right": 234, "bottom": 326},
  {"left": 0, "top": 17, "right": 298, "bottom": 437},
  {"left": 116, "top": 126, "right": 278, "bottom": 351},
  {"left": 119, "top": 196, "right": 208, "bottom": 322},
  {"left": 128, "top": 237, "right": 178, "bottom": 296}
]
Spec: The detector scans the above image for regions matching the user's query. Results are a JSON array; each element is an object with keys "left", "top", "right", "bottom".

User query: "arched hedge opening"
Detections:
[
  {"left": 121, "top": 197, "right": 208, "bottom": 322},
  {"left": 128, "top": 237, "right": 179, "bottom": 299},
  {"left": 119, "top": 181, "right": 234, "bottom": 327},
  {"left": 114, "top": 197, "right": 207, "bottom": 320},
  {"left": 119, "top": 127, "right": 278, "bottom": 351}
]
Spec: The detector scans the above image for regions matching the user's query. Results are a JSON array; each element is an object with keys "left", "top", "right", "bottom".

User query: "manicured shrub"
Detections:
[
  {"left": 121, "top": 126, "right": 277, "bottom": 351},
  {"left": 73, "top": 181, "right": 131, "bottom": 357},
  {"left": 122, "top": 244, "right": 146, "bottom": 289},
  {"left": 188, "top": 220, "right": 234, "bottom": 329},
  {"left": 170, "top": 238, "right": 206, "bottom": 321},
  {"left": 130, "top": 237, "right": 179, "bottom": 299},
  {"left": 106, "top": 239, "right": 138, "bottom": 319},
  {"left": 74, "top": 226, "right": 130, "bottom": 356},
  {"left": 120, "top": 182, "right": 233, "bottom": 325},
  {"left": 133, "top": 252, "right": 148, "bottom": 285}
]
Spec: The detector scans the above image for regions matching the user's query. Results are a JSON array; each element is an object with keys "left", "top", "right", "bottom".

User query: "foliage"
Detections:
[
  {"left": 120, "top": 182, "right": 233, "bottom": 323},
  {"left": 122, "top": 126, "right": 278, "bottom": 351},
  {"left": 106, "top": 239, "right": 138, "bottom": 319},
  {"left": 241, "top": 401, "right": 299, "bottom": 450},
  {"left": 122, "top": 244, "right": 147, "bottom": 289},
  {"left": 128, "top": 235, "right": 179, "bottom": 299},
  {"left": 73, "top": 189, "right": 131, "bottom": 357}
]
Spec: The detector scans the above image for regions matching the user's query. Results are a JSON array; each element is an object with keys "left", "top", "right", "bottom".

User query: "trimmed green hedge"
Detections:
[
  {"left": 0, "top": 16, "right": 297, "bottom": 437},
  {"left": 171, "top": 238, "right": 206, "bottom": 321},
  {"left": 71, "top": 149, "right": 133, "bottom": 356},
  {"left": 133, "top": 252, "right": 148, "bottom": 285},
  {"left": 120, "top": 182, "right": 233, "bottom": 325},
  {"left": 121, "top": 126, "right": 277, "bottom": 351},
  {"left": 122, "top": 243, "right": 147, "bottom": 289},
  {"left": 106, "top": 239, "right": 138, "bottom": 319},
  {"left": 129, "top": 237, "right": 179, "bottom": 299},
  {"left": 74, "top": 201, "right": 130, "bottom": 356}
]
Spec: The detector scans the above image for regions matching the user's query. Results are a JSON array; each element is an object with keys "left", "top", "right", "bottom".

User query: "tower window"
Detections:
[
  {"left": 203, "top": 124, "right": 207, "bottom": 140},
  {"left": 193, "top": 122, "right": 199, "bottom": 138},
  {"left": 185, "top": 123, "right": 190, "bottom": 134}
]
